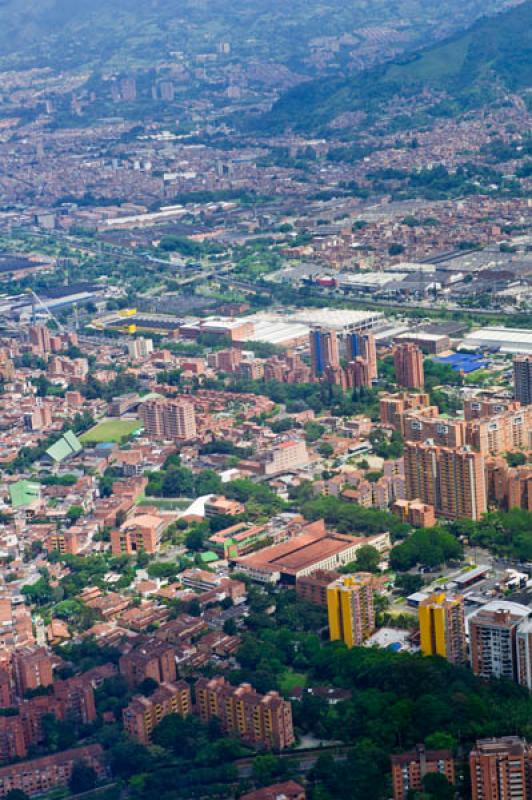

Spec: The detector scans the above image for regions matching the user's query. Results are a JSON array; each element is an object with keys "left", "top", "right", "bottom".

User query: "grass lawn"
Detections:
[
  {"left": 279, "top": 670, "right": 307, "bottom": 693},
  {"left": 80, "top": 418, "right": 142, "bottom": 444}
]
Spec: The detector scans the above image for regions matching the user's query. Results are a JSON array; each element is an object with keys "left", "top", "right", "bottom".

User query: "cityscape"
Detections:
[{"left": 0, "top": 1, "right": 530, "bottom": 800}]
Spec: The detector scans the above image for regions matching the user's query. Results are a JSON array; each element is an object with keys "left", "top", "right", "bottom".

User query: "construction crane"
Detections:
[{"left": 26, "top": 289, "right": 65, "bottom": 333}]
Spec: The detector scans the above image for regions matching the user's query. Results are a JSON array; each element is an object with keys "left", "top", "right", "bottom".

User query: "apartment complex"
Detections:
[
  {"left": 310, "top": 327, "right": 339, "bottom": 377},
  {"left": 514, "top": 355, "right": 532, "bottom": 406},
  {"left": 390, "top": 744, "right": 455, "bottom": 800},
  {"left": 404, "top": 441, "right": 487, "bottom": 520},
  {"left": 327, "top": 575, "right": 376, "bottom": 648},
  {"left": 111, "top": 513, "right": 167, "bottom": 556},
  {"left": 119, "top": 638, "right": 177, "bottom": 688},
  {"left": 470, "top": 737, "right": 532, "bottom": 800},
  {"left": 0, "top": 745, "right": 106, "bottom": 798},
  {"left": 418, "top": 592, "right": 467, "bottom": 665},
  {"left": 393, "top": 343, "right": 425, "bottom": 389},
  {"left": 139, "top": 397, "right": 197, "bottom": 440},
  {"left": 195, "top": 676, "right": 294, "bottom": 749},
  {"left": 12, "top": 647, "right": 53, "bottom": 697},
  {"left": 469, "top": 603, "right": 531, "bottom": 683},
  {"left": 380, "top": 391, "right": 431, "bottom": 429},
  {"left": 122, "top": 680, "right": 191, "bottom": 744}
]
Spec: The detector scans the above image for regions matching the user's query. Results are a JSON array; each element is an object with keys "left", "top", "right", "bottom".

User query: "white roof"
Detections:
[{"left": 463, "top": 327, "right": 532, "bottom": 354}]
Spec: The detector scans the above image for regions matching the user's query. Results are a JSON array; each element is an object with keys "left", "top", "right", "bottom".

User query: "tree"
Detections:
[
  {"left": 185, "top": 528, "right": 204, "bottom": 552},
  {"left": 421, "top": 772, "right": 454, "bottom": 800},
  {"left": 66, "top": 505, "right": 84, "bottom": 524},
  {"left": 352, "top": 545, "right": 381, "bottom": 573},
  {"left": 5, "top": 791, "right": 30, "bottom": 800},
  {"left": 69, "top": 762, "right": 97, "bottom": 794},
  {"left": 138, "top": 677, "right": 159, "bottom": 696},
  {"left": 317, "top": 442, "right": 334, "bottom": 458}
]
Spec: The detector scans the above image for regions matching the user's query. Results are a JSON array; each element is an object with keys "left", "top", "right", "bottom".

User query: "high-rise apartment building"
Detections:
[
  {"left": 122, "top": 681, "right": 191, "bottom": 744},
  {"left": 404, "top": 442, "right": 487, "bottom": 521},
  {"left": 380, "top": 392, "right": 431, "bottom": 429},
  {"left": 195, "top": 677, "right": 294, "bottom": 750},
  {"left": 466, "top": 407, "right": 532, "bottom": 455},
  {"left": 119, "top": 638, "right": 177, "bottom": 688},
  {"left": 469, "top": 605, "right": 529, "bottom": 681},
  {"left": 12, "top": 647, "right": 53, "bottom": 698},
  {"left": 402, "top": 411, "right": 466, "bottom": 448},
  {"left": 310, "top": 328, "right": 339, "bottom": 377},
  {"left": 140, "top": 398, "right": 197, "bottom": 441},
  {"left": 514, "top": 355, "right": 532, "bottom": 406},
  {"left": 391, "top": 744, "right": 455, "bottom": 800},
  {"left": 347, "top": 331, "right": 377, "bottom": 382},
  {"left": 470, "top": 737, "right": 532, "bottom": 800},
  {"left": 418, "top": 592, "right": 467, "bottom": 664},
  {"left": 327, "top": 575, "right": 375, "bottom": 648},
  {"left": 28, "top": 324, "right": 51, "bottom": 355},
  {"left": 394, "top": 343, "right": 425, "bottom": 389},
  {"left": 128, "top": 337, "right": 154, "bottom": 360}
]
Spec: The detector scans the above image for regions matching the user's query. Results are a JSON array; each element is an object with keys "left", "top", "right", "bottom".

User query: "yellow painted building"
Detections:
[
  {"left": 327, "top": 575, "right": 375, "bottom": 648},
  {"left": 418, "top": 592, "right": 467, "bottom": 664}
]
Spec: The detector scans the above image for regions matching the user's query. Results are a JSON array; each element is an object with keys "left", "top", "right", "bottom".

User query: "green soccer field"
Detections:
[{"left": 80, "top": 419, "right": 142, "bottom": 443}]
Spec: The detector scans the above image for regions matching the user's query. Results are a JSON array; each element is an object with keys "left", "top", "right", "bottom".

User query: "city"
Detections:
[{"left": 0, "top": 1, "right": 530, "bottom": 800}]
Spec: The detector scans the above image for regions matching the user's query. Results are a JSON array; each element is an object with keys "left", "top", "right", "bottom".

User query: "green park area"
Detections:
[{"left": 80, "top": 418, "right": 142, "bottom": 444}]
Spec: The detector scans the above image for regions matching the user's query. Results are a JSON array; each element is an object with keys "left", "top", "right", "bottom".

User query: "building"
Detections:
[
  {"left": 310, "top": 327, "right": 340, "bottom": 377},
  {"left": 140, "top": 397, "right": 197, "bottom": 440},
  {"left": 195, "top": 677, "right": 294, "bottom": 750},
  {"left": 28, "top": 324, "right": 52, "bottom": 355},
  {"left": 233, "top": 520, "right": 390, "bottom": 584},
  {"left": 327, "top": 575, "right": 375, "bottom": 647},
  {"left": 0, "top": 745, "right": 106, "bottom": 798},
  {"left": 466, "top": 407, "right": 532, "bottom": 455},
  {"left": 122, "top": 681, "right": 191, "bottom": 744},
  {"left": 469, "top": 737, "right": 532, "bottom": 800},
  {"left": 418, "top": 592, "right": 467, "bottom": 664},
  {"left": 204, "top": 496, "right": 245, "bottom": 519},
  {"left": 119, "top": 638, "right": 177, "bottom": 688},
  {"left": 239, "top": 782, "right": 306, "bottom": 800},
  {"left": 12, "top": 647, "right": 53, "bottom": 697},
  {"left": 404, "top": 442, "right": 487, "bottom": 521},
  {"left": 380, "top": 391, "right": 430, "bottom": 429},
  {"left": 394, "top": 343, "right": 424, "bottom": 389},
  {"left": 514, "top": 355, "right": 532, "bottom": 406},
  {"left": 402, "top": 411, "right": 466, "bottom": 448},
  {"left": 391, "top": 745, "right": 455, "bottom": 800},
  {"left": 346, "top": 331, "right": 377, "bottom": 382},
  {"left": 263, "top": 440, "right": 309, "bottom": 475},
  {"left": 469, "top": 602, "right": 530, "bottom": 681},
  {"left": 128, "top": 337, "right": 154, "bottom": 360},
  {"left": 111, "top": 513, "right": 167, "bottom": 556},
  {"left": 296, "top": 569, "right": 341, "bottom": 606}
]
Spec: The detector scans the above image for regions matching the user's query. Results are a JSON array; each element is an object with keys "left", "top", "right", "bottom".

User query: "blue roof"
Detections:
[
  {"left": 434, "top": 352, "right": 489, "bottom": 373},
  {"left": 387, "top": 642, "right": 402, "bottom": 652}
]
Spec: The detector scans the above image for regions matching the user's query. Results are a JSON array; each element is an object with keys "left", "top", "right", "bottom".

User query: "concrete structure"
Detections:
[
  {"left": 122, "top": 680, "right": 191, "bottom": 743},
  {"left": 514, "top": 355, "right": 532, "bottom": 406},
  {"left": 469, "top": 602, "right": 530, "bottom": 681},
  {"left": 195, "top": 676, "right": 294, "bottom": 750},
  {"left": 391, "top": 744, "right": 455, "bottom": 800},
  {"left": 469, "top": 737, "right": 532, "bottom": 800},
  {"left": 418, "top": 592, "right": 467, "bottom": 664},
  {"left": 327, "top": 575, "right": 375, "bottom": 647},
  {"left": 394, "top": 343, "right": 424, "bottom": 389},
  {"left": 404, "top": 442, "right": 487, "bottom": 521},
  {"left": 140, "top": 397, "right": 197, "bottom": 440},
  {"left": 310, "top": 327, "right": 340, "bottom": 377},
  {"left": 0, "top": 745, "right": 106, "bottom": 798}
]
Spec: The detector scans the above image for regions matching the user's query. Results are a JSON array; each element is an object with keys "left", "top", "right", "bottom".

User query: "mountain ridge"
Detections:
[{"left": 252, "top": 0, "right": 532, "bottom": 132}]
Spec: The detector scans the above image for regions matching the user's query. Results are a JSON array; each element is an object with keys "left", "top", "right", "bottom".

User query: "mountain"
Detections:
[
  {"left": 254, "top": 0, "right": 532, "bottom": 132},
  {"left": 0, "top": 0, "right": 519, "bottom": 76}
]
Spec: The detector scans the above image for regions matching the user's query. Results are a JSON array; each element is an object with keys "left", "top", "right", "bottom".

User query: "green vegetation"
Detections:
[
  {"left": 390, "top": 527, "right": 463, "bottom": 571},
  {"left": 258, "top": 0, "right": 532, "bottom": 132},
  {"left": 80, "top": 418, "right": 142, "bottom": 444},
  {"left": 302, "top": 495, "right": 410, "bottom": 540}
]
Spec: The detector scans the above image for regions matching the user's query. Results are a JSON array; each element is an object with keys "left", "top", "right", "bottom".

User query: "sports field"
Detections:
[{"left": 80, "top": 418, "right": 142, "bottom": 443}]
